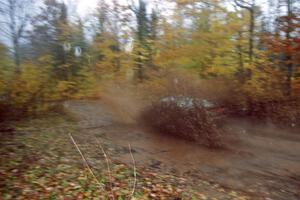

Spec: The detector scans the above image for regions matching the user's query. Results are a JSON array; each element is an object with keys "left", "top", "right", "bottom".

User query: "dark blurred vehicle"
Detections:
[
  {"left": 141, "top": 96, "right": 224, "bottom": 148},
  {"left": 160, "top": 96, "right": 227, "bottom": 119}
]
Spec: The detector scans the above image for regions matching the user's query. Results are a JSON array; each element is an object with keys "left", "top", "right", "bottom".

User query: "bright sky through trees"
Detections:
[
  {"left": 73, "top": 0, "right": 272, "bottom": 18},
  {"left": 73, "top": 0, "right": 166, "bottom": 17}
]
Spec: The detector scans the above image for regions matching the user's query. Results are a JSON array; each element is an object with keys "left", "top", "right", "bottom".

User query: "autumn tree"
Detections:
[
  {"left": 30, "top": 0, "right": 80, "bottom": 81},
  {"left": 156, "top": 1, "right": 245, "bottom": 79},
  {"left": 129, "top": 0, "right": 152, "bottom": 81},
  {"left": 266, "top": 0, "right": 300, "bottom": 96},
  {"left": 0, "top": 44, "right": 13, "bottom": 98},
  {"left": 0, "top": 0, "right": 35, "bottom": 71},
  {"left": 234, "top": 0, "right": 256, "bottom": 64},
  {"left": 148, "top": 9, "right": 159, "bottom": 68},
  {"left": 91, "top": 0, "right": 132, "bottom": 79}
]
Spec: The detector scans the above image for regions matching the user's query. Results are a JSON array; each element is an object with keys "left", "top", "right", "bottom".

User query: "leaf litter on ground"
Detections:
[{"left": 0, "top": 114, "right": 250, "bottom": 200}]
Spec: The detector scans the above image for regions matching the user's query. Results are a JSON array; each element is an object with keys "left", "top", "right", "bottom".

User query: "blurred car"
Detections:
[
  {"left": 141, "top": 96, "right": 225, "bottom": 147},
  {"left": 160, "top": 96, "right": 226, "bottom": 119}
]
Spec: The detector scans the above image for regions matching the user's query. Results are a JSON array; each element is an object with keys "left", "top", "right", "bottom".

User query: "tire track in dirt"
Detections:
[{"left": 66, "top": 100, "right": 300, "bottom": 200}]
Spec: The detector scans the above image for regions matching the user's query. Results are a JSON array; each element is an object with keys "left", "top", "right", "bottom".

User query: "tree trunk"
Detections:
[
  {"left": 284, "top": 0, "right": 293, "bottom": 96},
  {"left": 136, "top": 51, "right": 144, "bottom": 82},
  {"left": 249, "top": 9, "right": 254, "bottom": 64},
  {"left": 13, "top": 36, "right": 20, "bottom": 72},
  {"left": 234, "top": 0, "right": 255, "bottom": 64},
  {"left": 237, "top": 31, "right": 245, "bottom": 83}
]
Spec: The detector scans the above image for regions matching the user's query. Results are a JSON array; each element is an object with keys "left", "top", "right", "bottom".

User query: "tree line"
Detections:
[{"left": 0, "top": 0, "right": 299, "bottom": 118}]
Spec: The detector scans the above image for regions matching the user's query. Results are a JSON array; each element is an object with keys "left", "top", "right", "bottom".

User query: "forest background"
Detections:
[{"left": 0, "top": 0, "right": 299, "bottom": 123}]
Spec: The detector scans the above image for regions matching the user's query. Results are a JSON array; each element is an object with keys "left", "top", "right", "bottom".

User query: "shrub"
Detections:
[
  {"left": 246, "top": 99, "right": 300, "bottom": 128},
  {"left": 222, "top": 94, "right": 300, "bottom": 128},
  {"left": 141, "top": 100, "right": 224, "bottom": 148}
]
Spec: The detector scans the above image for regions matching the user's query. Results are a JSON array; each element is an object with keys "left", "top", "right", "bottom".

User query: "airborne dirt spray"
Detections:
[{"left": 99, "top": 83, "right": 149, "bottom": 125}]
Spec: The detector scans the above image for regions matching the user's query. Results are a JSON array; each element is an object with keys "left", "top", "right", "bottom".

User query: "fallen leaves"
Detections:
[{"left": 0, "top": 115, "right": 252, "bottom": 200}]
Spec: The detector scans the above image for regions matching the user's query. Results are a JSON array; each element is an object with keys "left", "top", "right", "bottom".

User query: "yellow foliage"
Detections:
[
  {"left": 8, "top": 62, "right": 51, "bottom": 113},
  {"left": 0, "top": 45, "right": 13, "bottom": 97},
  {"left": 242, "top": 54, "right": 285, "bottom": 101},
  {"left": 56, "top": 81, "right": 78, "bottom": 99}
]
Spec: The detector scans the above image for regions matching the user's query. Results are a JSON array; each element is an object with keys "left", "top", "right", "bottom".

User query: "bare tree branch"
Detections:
[
  {"left": 234, "top": 0, "right": 255, "bottom": 63},
  {"left": 0, "top": 0, "right": 35, "bottom": 69},
  {"left": 127, "top": 0, "right": 138, "bottom": 13},
  {"left": 234, "top": 0, "right": 253, "bottom": 10},
  {"left": 96, "top": 139, "right": 115, "bottom": 200},
  {"left": 128, "top": 143, "right": 137, "bottom": 200},
  {"left": 69, "top": 133, "right": 105, "bottom": 190}
]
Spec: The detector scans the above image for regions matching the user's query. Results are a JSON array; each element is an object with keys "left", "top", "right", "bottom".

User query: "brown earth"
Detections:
[{"left": 65, "top": 100, "right": 300, "bottom": 200}]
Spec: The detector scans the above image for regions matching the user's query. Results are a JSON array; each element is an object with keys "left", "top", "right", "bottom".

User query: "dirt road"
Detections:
[{"left": 66, "top": 100, "right": 300, "bottom": 200}]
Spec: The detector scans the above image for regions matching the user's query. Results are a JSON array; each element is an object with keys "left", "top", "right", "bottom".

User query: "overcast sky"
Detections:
[
  {"left": 77, "top": 0, "right": 98, "bottom": 16},
  {"left": 72, "top": 0, "right": 271, "bottom": 17},
  {"left": 73, "top": 0, "right": 157, "bottom": 17}
]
